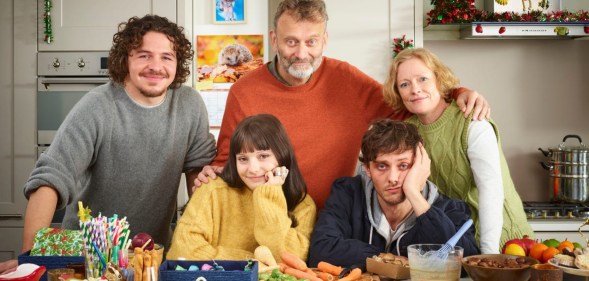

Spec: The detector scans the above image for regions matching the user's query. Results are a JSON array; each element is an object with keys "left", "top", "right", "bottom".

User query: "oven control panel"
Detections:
[{"left": 38, "top": 51, "right": 109, "bottom": 76}]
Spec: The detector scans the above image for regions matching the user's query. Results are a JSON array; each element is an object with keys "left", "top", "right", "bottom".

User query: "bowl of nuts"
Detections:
[{"left": 462, "top": 254, "right": 539, "bottom": 281}]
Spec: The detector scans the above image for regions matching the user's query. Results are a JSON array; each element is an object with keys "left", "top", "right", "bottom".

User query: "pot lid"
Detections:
[{"left": 553, "top": 135, "right": 588, "bottom": 152}]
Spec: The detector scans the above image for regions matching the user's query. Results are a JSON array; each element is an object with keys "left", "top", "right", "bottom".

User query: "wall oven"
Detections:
[{"left": 37, "top": 52, "right": 109, "bottom": 158}]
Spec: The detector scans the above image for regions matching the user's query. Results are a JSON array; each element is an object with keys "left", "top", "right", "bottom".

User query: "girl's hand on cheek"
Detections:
[{"left": 266, "top": 166, "right": 288, "bottom": 186}]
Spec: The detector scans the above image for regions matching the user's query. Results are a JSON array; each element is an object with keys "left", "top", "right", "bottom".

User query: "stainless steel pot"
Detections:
[
  {"left": 539, "top": 135, "right": 588, "bottom": 164},
  {"left": 539, "top": 135, "right": 589, "bottom": 203}
]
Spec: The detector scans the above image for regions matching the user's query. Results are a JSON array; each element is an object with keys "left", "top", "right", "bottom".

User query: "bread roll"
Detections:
[{"left": 575, "top": 253, "right": 589, "bottom": 269}]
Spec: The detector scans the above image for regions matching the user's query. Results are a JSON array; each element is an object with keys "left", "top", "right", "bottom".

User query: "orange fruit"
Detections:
[
  {"left": 557, "top": 240, "right": 574, "bottom": 252},
  {"left": 529, "top": 243, "right": 549, "bottom": 261},
  {"left": 541, "top": 247, "right": 560, "bottom": 263}
]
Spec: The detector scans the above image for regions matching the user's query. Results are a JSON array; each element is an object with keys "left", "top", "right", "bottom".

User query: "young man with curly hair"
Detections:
[{"left": 0, "top": 15, "right": 216, "bottom": 271}]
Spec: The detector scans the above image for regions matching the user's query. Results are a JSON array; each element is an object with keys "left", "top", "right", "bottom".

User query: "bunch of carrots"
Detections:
[{"left": 254, "top": 246, "right": 362, "bottom": 281}]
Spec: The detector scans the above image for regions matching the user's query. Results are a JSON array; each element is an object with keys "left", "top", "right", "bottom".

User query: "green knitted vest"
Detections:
[{"left": 406, "top": 101, "right": 533, "bottom": 248}]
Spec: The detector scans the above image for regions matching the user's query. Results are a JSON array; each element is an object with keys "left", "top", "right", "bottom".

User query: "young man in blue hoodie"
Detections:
[{"left": 308, "top": 119, "right": 480, "bottom": 268}]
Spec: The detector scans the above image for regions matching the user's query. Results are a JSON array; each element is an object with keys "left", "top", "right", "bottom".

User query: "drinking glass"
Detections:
[{"left": 407, "top": 244, "right": 463, "bottom": 281}]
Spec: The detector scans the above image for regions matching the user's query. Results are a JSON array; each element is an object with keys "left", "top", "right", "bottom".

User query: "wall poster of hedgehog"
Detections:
[{"left": 196, "top": 34, "right": 264, "bottom": 83}]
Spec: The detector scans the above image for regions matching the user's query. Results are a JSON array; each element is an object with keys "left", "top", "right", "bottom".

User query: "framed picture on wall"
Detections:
[
  {"left": 213, "top": 0, "right": 246, "bottom": 24},
  {"left": 196, "top": 34, "right": 264, "bottom": 83}
]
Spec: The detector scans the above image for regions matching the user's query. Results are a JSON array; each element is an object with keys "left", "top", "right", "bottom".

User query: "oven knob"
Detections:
[
  {"left": 554, "top": 211, "right": 560, "bottom": 218},
  {"left": 78, "top": 59, "right": 86, "bottom": 68},
  {"left": 542, "top": 210, "right": 548, "bottom": 218},
  {"left": 52, "top": 58, "right": 60, "bottom": 68},
  {"left": 568, "top": 211, "right": 574, "bottom": 219}
]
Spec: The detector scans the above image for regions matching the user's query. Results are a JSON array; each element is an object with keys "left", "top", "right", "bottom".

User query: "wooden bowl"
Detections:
[{"left": 462, "top": 254, "right": 539, "bottom": 281}]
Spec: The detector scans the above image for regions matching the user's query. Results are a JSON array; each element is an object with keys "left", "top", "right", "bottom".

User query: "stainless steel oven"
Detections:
[
  {"left": 524, "top": 201, "right": 589, "bottom": 245},
  {"left": 37, "top": 52, "right": 109, "bottom": 158}
]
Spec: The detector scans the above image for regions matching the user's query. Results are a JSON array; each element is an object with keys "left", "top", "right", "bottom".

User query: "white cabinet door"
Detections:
[
  {"left": 0, "top": 0, "right": 35, "bottom": 228},
  {"left": 0, "top": 228, "right": 24, "bottom": 260},
  {"left": 321, "top": 0, "right": 390, "bottom": 82},
  {"left": 391, "top": 0, "right": 423, "bottom": 48},
  {"left": 38, "top": 0, "right": 177, "bottom": 51}
]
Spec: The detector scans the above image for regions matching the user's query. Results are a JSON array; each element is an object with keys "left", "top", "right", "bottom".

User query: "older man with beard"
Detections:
[
  {"left": 195, "top": 0, "right": 490, "bottom": 209},
  {"left": 307, "top": 120, "right": 479, "bottom": 269}
]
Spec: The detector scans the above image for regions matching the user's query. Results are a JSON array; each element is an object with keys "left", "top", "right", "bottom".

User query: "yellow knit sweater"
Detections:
[{"left": 166, "top": 177, "right": 317, "bottom": 261}]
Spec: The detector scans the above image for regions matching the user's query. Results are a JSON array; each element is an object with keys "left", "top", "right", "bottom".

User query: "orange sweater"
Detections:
[{"left": 213, "top": 57, "right": 409, "bottom": 208}]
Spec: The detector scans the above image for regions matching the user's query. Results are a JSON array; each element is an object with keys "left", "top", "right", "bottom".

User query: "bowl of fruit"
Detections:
[
  {"left": 502, "top": 236, "right": 582, "bottom": 264},
  {"left": 462, "top": 254, "right": 539, "bottom": 281}
]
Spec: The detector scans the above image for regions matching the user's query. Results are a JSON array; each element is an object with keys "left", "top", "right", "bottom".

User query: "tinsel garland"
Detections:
[
  {"left": 44, "top": 0, "right": 53, "bottom": 43},
  {"left": 427, "top": 0, "right": 589, "bottom": 25}
]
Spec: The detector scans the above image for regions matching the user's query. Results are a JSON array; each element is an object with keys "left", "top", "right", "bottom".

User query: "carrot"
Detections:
[
  {"left": 317, "top": 261, "right": 343, "bottom": 276},
  {"left": 277, "top": 262, "right": 290, "bottom": 273},
  {"left": 304, "top": 267, "right": 317, "bottom": 277},
  {"left": 316, "top": 272, "right": 335, "bottom": 281},
  {"left": 280, "top": 251, "right": 308, "bottom": 271},
  {"left": 284, "top": 267, "right": 322, "bottom": 281},
  {"left": 338, "top": 268, "right": 362, "bottom": 281}
]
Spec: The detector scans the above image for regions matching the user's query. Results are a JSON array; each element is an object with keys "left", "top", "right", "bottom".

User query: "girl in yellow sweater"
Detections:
[{"left": 167, "top": 114, "right": 317, "bottom": 261}]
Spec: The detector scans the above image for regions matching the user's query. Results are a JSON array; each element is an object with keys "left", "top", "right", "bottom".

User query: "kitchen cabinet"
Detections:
[
  {"left": 37, "top": 0, "right": 177, "bottom": 51},
  {"left": 0, "top": 0, "right": 36, "bottom": 258}
]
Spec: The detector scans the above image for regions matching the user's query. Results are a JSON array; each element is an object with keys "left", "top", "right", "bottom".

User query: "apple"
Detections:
[
  {"left": 131, "top": 232, "right": 154, "bottom": 250},
  {"left": 501, "top": 238, "right": 526, "bottom": 254},
  {"left": 520, "top": 235, "right": 537, "bottom": 255}
]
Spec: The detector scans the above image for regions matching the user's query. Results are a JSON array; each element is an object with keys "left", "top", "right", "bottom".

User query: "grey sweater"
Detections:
[{"left": 24, "top": 82, "right": 216, "bottom": 247}]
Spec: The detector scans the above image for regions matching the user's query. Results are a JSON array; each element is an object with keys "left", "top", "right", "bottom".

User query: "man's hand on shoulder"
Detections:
[{"left": 192, "top": 165, "right": 223, "bottom": 193}]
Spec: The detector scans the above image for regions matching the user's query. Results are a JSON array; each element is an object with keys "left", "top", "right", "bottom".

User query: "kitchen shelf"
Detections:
[{"left": 425, "top": 22, "right": 589, "bottom": 40}]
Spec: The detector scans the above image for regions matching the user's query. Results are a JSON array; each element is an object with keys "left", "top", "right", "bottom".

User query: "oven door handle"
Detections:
[{"left": 39, "top": 77, "right": 110, "bottom": 89}]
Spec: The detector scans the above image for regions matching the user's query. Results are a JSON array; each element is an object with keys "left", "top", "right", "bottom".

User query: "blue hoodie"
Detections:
[{"left": 308, "top": 174, "right": 480, "bottom": 268}]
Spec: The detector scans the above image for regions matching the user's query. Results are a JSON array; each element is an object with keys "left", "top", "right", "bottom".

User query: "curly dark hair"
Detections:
[
  {"left": 359, "top": 119, "right": 423, "bottom": 165},
  {"left": 108, "top": 14, "right": 193, "bottom": 89}
]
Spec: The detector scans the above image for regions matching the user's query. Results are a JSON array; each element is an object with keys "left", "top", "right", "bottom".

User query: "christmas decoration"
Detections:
[
  {"left": 43, "top": 0, "right": 53, "bottom": 44},
  {"left": 427, "top": 0, "right": 589, "bottom": 25},
  {"left": 392, "top": 35, "right": 414, "bottom": 58}
]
